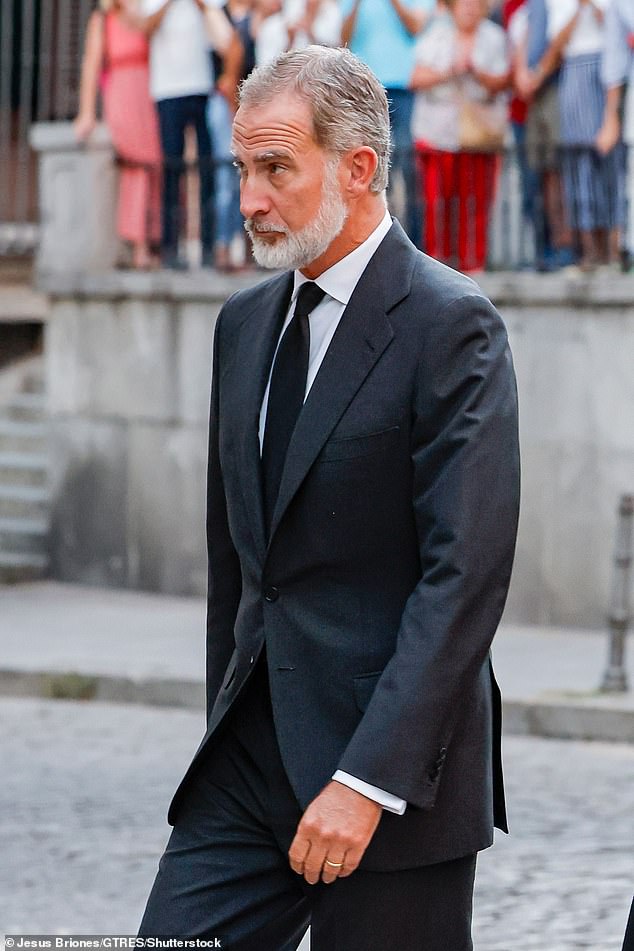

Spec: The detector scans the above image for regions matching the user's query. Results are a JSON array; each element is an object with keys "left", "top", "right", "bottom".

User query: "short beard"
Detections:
[{"left": 245, "top": 158, "right": 349, "bottom": 270}]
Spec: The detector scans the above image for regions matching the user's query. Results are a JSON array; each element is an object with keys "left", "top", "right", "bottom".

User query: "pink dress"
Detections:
[{"left": 102, "top": 13, "right": 162, "bottom": 245}]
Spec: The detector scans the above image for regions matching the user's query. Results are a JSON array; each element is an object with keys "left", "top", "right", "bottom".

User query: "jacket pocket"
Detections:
[
  {"left": 353, "top": 671, "right": 383, "bottom": 712},
  {"left": 320, "top": 426, "right": 400, "bottom": 462}
]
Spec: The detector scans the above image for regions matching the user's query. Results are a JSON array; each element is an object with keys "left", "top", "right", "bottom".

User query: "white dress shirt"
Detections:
[{"left": 258, "top": 209, "right": 407, "bottom": 816}]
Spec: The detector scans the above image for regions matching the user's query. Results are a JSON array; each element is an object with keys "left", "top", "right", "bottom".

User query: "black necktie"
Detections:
[{"left": 262, "top": 281, "right": 326, "bottom": 533}]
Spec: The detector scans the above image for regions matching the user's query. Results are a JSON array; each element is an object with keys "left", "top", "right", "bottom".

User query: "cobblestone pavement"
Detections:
[{"left": 2, "top": 698, "right": 633, "bottom": 950}]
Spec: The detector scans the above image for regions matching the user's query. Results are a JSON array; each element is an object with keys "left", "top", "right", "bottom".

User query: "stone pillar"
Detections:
[{"left": 30, "top": 122, "right": 119, "bottom": 275}]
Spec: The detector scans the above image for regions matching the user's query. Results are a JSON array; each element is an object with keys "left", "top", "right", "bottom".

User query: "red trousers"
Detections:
[{"left": 415, "top": 145, "right": 499, "bottom": 272}]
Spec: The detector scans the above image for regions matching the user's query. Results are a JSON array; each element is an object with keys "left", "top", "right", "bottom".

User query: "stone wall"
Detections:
[
  {"left": 38, "top": 269, "right": 634, "bottom": 628},
  {"left": 41, "top": 271, "right": 246, "bottom": 596}
]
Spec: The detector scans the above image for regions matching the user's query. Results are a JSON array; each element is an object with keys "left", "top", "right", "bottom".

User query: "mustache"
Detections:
[{"left": 244, "top": 219, "right": 289, "bottom": 237}]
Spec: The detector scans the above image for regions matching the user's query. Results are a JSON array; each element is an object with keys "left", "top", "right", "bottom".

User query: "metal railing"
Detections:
[
  {"left": 0, "top": 0, "right": 92, "bottom": 255},
  {"left": 601, "top": 495, "right": 633, "bottom": 694},
  {"left": 109, "top": 143, "right": 633, "bottom": 273}
]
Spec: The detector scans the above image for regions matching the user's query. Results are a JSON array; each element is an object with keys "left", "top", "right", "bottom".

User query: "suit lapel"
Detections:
[
  {"left": 233, "top": 272, "right": 294, "bottom": 561},
  {"left": 268, "top": 221, "right": 416, "bottom": 542}
]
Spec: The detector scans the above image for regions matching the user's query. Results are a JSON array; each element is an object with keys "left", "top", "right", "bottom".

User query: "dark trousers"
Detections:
[
  {"left": 139, "top": 659, "right": 477, "bottom": 950},
  {"left": 156, "top": 94, "right": 214, "bottom": 260},
  {"left": 387, "top": 87, "right": 421, "bottom": 249}
]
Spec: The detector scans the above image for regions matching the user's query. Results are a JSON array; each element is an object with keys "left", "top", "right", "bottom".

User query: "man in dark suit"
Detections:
[{"left": 139, "top": 45, "right": 520, "bottom": 950}]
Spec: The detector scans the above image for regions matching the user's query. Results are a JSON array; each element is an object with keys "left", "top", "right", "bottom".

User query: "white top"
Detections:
[
  {"left": 255, "top": 0, "right": 342, "bottom": 66},
  {"left": 257, "top": 209, "right": 407, "bottom": 816},
  {"left": 411, "top": 17, "right": 509, "bottom": 151},
  {"left": 544, "top": 0, "right": 579, "bottom": 41},
  {"left": 549, "top": 0, "right": 609, "bottom": 58},
  {"left": 143, "top": 0, "right": 216, "bottom": 101}
]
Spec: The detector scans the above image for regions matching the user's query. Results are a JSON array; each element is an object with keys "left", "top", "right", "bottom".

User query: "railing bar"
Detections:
[
  {"left": 54, "top": 0, "right": 72, "bottom": 118},
  {"left": 15, "top": 0, "right": 37, "bottom": 222},
  {"left": 0, "top": 0, "right": 15, "bottom": 223},
  {"left": 36, "top": 0, "right": 56, "bottom": 121}
]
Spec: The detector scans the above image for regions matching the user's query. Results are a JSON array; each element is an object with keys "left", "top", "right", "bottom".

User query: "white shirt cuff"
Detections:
[{"left": 333, "top": 770, "right": 407, "bottom": 815}]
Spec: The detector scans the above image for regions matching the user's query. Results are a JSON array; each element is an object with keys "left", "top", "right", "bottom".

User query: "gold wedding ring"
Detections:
[{"left": 324, "top": 859, "right": 344, "bottom": 868}]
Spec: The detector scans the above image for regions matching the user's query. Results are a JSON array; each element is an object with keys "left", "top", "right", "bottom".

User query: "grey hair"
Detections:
[{"left": 238, "top": 46, "right": 391, "bottom": 193}]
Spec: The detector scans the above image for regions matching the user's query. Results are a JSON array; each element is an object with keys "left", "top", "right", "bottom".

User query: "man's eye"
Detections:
[{"left": 270, "top": 164, "right": 286, "bottom": 175}]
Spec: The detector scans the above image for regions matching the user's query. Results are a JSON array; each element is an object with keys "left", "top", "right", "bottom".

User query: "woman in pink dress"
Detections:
[{"left": 75, "top": 0, "right": 165, "bottom": 269}]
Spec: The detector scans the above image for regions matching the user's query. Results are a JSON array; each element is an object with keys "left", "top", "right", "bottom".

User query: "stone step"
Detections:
[
  {"left": 0, "top": 451, "right": 48, "bottom": 487},
  {"left": 0, "top": 419, "right": 48, "bottom": 453},
  {"left": 0, "top": 550, "right": 49, "bottom": 583},
  {"left": 0, "top": 516, "right": 49, "bottom": 555},
  {"left": 3, "top": 391, "right": 46, "bottom": 422},
  {"left": 0, "top": 485, "right": 50, "bottom": 520}
]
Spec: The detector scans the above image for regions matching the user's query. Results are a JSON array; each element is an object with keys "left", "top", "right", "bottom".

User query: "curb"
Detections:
[
  {"left": 0, "top": 668, "right": 205, "bottom": 710},
  {"left": 2, "top": 668, "right": 633, "bottom": 744},
  {"left": 503, "top": 698, "right": 634, "bottom": 745}
]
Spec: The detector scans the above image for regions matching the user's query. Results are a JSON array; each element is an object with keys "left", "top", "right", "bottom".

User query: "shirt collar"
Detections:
[{"left": 292, "top": 209, "right": 393, "bottom": 306}]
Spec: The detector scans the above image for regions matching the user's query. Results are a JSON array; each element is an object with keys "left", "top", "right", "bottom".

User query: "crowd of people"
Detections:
[{"left": 74, "top": 0, "right": 634, "bottom": 274}]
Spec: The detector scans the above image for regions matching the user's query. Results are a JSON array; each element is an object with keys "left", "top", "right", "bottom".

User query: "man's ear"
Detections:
[{"left": 340, "top": 147, "right": 379, "bottom": 196}]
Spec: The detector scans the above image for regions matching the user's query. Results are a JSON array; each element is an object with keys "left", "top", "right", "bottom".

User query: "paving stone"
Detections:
[{"left": 2, "top": 699, "right": 633, "bottom": 950}]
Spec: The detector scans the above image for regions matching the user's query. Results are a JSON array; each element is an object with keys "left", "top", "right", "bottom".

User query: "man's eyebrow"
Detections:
[
  {"left": 231, "top": 150, "right": 293, "bottom": 164},
  {"left": 254, "top": 150, "right": 291, "bottom": 163}
]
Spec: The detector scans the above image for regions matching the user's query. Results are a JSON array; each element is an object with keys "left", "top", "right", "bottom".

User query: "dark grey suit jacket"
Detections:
[{"left": 168, "top": 220, "right": 520, "bottom": 871}]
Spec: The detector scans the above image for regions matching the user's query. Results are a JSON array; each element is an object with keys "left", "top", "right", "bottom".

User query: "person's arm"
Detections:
[
  {"left": 531, "top": 7, "right": 580, "bottom": 88},
  {"left": 341, "top": 0, "right": 361, "bottom": 47},
  {"left": 514, "top": 31, "right": 537, "bottom": 100},
  {"left": 596, "top": 1, "right": 629, "bottom": 155},
  {"left": 596, "top": 84, "right": 623, "bottom": 155},
  {"left": 470, "top": 64, "right": 512, "bottom": 95},
  {"left": 290, "top": 0, "right": 342, "bottom": 47},
  {"left": 336, "top": 294, "right": 519, "bottom": 802},
  {"left": 471, "top": 30, "right": 512, "bottom": 96},
  {"left": 389, "top": 0, "right": 429, "bottom": 37},
  {"left": 74, "top": 11, "right": 104, "bottom": 141},
  {"left": 216, "top": 30, "right": 245, "bottom": 109},
  {"left": 204, "top": 2, "right": 235, "bottom": 53},
  {"left": 409, "top": 62, "right": 454, "bottom": 90},
  {"left": 204, "top": 306, "right": 244, "bottom": 720},
  {"left": 410, "top": 24, "right": 457, "bottom": 90},
  {"left": 586, "top": 0, "right": 604, "bottom": 26},
  {"left": 124, "top": 0, "right": 173, "bottom": 37}
]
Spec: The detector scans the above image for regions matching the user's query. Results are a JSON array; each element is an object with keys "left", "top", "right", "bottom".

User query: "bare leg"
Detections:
[{"left": 132, "top": 241, "right": 153, "bottom": 270}]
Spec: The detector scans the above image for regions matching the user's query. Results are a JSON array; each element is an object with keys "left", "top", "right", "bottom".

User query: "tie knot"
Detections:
[{"left": 294, "top": 282, "right": 326, "bottom": 319}]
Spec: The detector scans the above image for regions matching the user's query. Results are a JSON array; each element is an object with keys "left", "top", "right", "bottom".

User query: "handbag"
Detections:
[{"left": 458, "top": 94, "right": 506, "bottom": 152}]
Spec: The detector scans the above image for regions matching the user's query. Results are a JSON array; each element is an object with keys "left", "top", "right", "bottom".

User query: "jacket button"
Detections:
[{"left": 264, "top": 585, "right": 279, "bottom": 602}]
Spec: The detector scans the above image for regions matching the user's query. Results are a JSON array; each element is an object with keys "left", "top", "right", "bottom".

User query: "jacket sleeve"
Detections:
[
  {"left": 205, "top": 304, "right": 243, "bottom": 720},
  {"left": 336, "top": 293, "right": 520, "bottom": 808}
]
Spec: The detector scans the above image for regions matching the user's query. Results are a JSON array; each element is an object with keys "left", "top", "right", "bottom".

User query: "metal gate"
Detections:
[{"left": 0, "top": 0, "right": 92, "bottom": 254}]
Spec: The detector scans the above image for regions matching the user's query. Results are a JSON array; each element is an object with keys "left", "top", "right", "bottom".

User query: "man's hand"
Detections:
[{"left": 288, "top": 781, "right": 382, "bottom": 885}]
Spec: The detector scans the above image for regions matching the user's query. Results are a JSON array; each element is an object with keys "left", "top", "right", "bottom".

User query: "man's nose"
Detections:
[{"left": 240, "top": 176, "right": 271, "bottom": 220}]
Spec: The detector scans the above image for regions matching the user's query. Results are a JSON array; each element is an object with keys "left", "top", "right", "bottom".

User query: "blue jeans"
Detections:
[
  {"left": 387, "top": 87, "right": 421, "bottom": 248},
  {"left": 156, "top": 94, "right": 215, "bottom": 259},
  {"left": 207, "top": 93, "right": 243, "bottom": 246}
]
